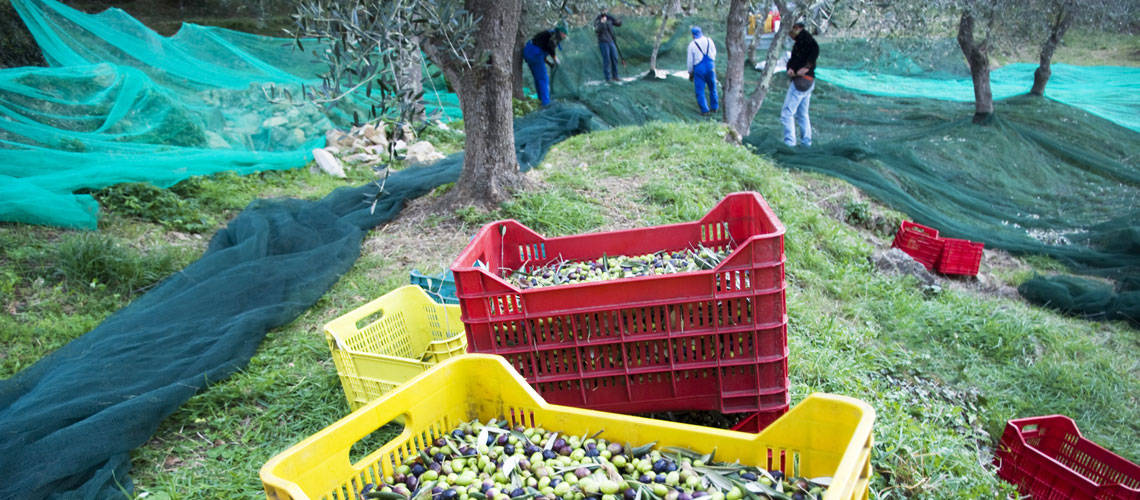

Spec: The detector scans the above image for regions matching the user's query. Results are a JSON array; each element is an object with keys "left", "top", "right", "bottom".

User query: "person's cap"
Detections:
[
  {"left": 793, "top": 22, "right": 806, "bottom": 29},
  {"left": 691, "top": 26, "right": 702, "bottom": 38},
  {"left": 555, "top": 26, "right": 568, "bottom": 36}
]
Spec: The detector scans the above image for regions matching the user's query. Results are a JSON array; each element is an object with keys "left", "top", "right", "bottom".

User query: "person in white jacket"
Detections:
[{"left": 686, "top": 26, "right": 718, "bottom": 116}]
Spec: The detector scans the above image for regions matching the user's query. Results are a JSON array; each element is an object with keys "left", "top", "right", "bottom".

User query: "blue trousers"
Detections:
[
  {"left": 693, "top": 64, "right": 718, "bottom": 113},
  {"left": 599, "top": 41, "right": 619, "bottom": 81},
  {"left": 781, "top": 82, "right": 814, "bottom": 146},
  {"left": 523, "top": 42, "right": 551, "bottom": 106}
]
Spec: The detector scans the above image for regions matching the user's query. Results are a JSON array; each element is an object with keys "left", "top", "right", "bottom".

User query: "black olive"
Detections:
[
  {"left": 411, "top": 464, "right": 426, "bottom": 477},
  {"left": 442, "top": 489, "right": 459, "bottom": 500},
  {"left": 741, "top": 472, "right": 757, "bottom": 481},
  {"left": 504, "top": 444, "right": 515, "bottom": 455},
  {"left": 543, "top": 449, "right": 557, "bottom": 460},
  {"left": 653, "top": 459, "right": 669, "bottom": 473},
  {"left": 585, "top": 448, "right": 599, "bottom": 457},
  {"left": 497, "top": 434, "right": 510, "bottom": 445},
  {"left": 655, "top": 474, "right": 667, "bottom": 483},
  {"left": 623, "top": 489, "right": 638, "bottom": 500}
]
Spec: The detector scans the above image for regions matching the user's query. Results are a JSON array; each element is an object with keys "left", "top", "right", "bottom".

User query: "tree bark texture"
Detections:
[
  {"left": 1031, "top": 1, "right": 1074, "bottom": 96},
  {"left": 723, "top": 0, "right": 788, "bottom": 142},
  {"left": 511, "top": 2, "right": 529, "bottom": 100},
  {"left": 957, "top": 10, "right": 994, "bottom": 121},
  {"left": 423, "top": 0, "right": 524, "bottom": 207}
]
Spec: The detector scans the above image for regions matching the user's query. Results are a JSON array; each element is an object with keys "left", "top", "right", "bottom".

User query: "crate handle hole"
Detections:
[
  {"left": 1022, "top": 424, "right": 1038, "bottom": 433},
  {"left": 356, "top": 308, "right": 387, "bottom": 330},
  {"left": 349, "top": 417, "right": 407, "bottom": 468}
]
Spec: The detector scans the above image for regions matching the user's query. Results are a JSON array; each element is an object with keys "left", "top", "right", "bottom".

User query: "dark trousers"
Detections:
[{"left": 599, "top": 41, "right": 619, "bottom": 81}]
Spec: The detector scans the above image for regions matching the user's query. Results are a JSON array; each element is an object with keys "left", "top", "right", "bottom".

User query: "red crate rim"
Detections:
[
  {"left": 451, "top": 192, "right": 786, "bottom": 292},
  {"left": 997, "top": 415, "right": 1140, "bottom": 493}
]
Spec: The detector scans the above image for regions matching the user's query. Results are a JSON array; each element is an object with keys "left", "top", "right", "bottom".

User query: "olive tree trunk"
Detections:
[
  {"left": 423, "top": 0, "right": 525, "bottom": 207},
  {"left": 648, "top": 0, "right": 682, "bottom": 74},
  {"left": 511, "top": 2, "right": 529, "bottom": 100},
  {"left": 1031, "top": 1, "right": 1074, "bottom": 97},
  {"left": 957, "top": 10, "right": 994, "bottom": 121},
  {"left": 723, "top": 0, "right": 789, "bottom": 143}
]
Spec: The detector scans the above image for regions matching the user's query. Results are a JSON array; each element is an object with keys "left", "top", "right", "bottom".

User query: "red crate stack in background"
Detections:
[
  {"left": 891, "top": 221, "right": 943, "bottom": 271},
  {"left": 451, "top": 192, "right": 790, "bottom": 428},
  {"left": 937, "top": 238, "right": 984, "bottom": 275}
]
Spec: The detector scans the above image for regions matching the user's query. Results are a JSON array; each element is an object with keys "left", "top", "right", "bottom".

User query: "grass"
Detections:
[{"left": 2, "top": 122, "right": 1138, "bottom": 499}]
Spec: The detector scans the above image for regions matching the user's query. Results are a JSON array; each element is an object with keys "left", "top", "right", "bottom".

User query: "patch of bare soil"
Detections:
[{"left": 362, "top": 195, "right": 477, "bottom": 278}]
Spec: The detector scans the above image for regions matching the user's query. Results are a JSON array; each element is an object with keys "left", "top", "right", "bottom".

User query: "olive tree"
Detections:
[
  {"left": 293, "top": 0, "right": 523, "bottom": 207},
  {"left": 1012, "top": 0, "right": 1138, "bottom": 96},
  {"left": 648, "top": 0, "right": 684, "bottom": 76},
  {"left": 722, "top": 0, "right": 831, "bottom": 142},
  {"left": 836, "top": 0, "right": 1135, "bottom": 121}
]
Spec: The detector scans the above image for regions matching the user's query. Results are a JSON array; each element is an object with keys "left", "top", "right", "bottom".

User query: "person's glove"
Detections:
[{"left": 688, "top": 72, "right": 694, "bottom": 81}]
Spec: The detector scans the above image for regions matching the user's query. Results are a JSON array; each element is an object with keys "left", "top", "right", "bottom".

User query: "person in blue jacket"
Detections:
[
  {"left": 523, "top": 26, "right": 567, "bottom": 107},
  {"left": 686, "top": 26, "right": 718, "bottom": 116}
]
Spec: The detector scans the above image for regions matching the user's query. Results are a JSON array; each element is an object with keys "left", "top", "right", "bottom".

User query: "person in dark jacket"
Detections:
[
  {"left": 594, "top": 8, "right": 623, "bottom": 82},
  {"left": 781, "top": 22, "right": 819, "bottom": 147},
  {"left": 523, "top": 27, "right": 567, "bottom": 106}
]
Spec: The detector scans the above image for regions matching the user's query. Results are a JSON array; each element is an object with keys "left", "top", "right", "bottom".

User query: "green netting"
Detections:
[
  {"left": 0, "top": 101, "right": 594, "bottom": 500},
  {"left": 545, "top": 21, "right": 1138, "bottom": 324},
  {"left": 818, "top": 63, "right": 1140, "bottom": 131},
  {"left": 1, "top": 0, "right": 460, "bottom": 229}
]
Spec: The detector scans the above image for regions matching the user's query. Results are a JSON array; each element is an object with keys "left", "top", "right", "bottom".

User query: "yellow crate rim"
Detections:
[{"left": 262, "top": 355, "right": 874, "bottom": 500}]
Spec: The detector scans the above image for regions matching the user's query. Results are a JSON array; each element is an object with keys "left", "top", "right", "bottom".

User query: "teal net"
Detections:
[
  {"left": 1, "top": 0, "right": 461, "bottom": 230},
  {"left": 1, "top": 5, "right": 1138, "bottom": 499}
]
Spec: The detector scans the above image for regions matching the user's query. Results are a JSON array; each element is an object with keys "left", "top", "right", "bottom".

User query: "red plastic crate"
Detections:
[
  {"left": 994, "top": 415, "right": 1140, "bottom": 500},
  {"left": 891, "top": 221, "right": 943, "bottom": 271},
  {"left": 937, "top": 237, "right": 984, "bottom": 276},
  {"left": 450, "top": 192, "right": 789, "bottom": 421},
  {"left": 729, "top": 407, "right": 789, "bottom": 433}
]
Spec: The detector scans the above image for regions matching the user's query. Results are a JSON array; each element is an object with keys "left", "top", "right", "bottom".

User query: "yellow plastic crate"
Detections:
[
  {"left": 323, "top": 285, "right": 466, "bottom": 411},
  {"left": 262, "top": 355, "right": 875, "bottom": 500}
]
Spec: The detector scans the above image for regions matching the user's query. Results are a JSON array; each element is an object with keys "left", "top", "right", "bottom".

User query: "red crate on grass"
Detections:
[
  {"left": 891, "top": 221, "right": 943, "bottom": 271},
  {"left": 995, "top": 415, "right": 1140, "bottom": 500},
  {"left": 451, "top": 192, "right": 789, "bottom": 423},
  {"left": 937, "top": 237, "right": 984, "bottom": 276}
]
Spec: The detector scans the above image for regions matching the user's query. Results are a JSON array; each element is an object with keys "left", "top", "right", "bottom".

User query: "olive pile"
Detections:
[
  {"left": 506, "top": 246, "right": 732, "bottom": 289},
  {"left": 357, "top": 419, "right": 829, "bottom": 500}
]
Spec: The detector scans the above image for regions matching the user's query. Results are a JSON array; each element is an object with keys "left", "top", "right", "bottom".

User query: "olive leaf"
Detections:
[
  {"left": 743, "top": 482, "right": 791, "bottom": 500},
  {"left": 663, "top": 446, "right": 703, "bottom": 459},
  {"left": 477, "top": 427, "right": 489, "bottom": 449},
  {"left": 696, "top": 468, "right": 734, "bottom": 492}
]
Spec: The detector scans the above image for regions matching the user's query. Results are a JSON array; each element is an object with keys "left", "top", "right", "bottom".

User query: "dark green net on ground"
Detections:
[
  {"left": 551, "top": 19, "right": 1138, "bottom": 324},
  {"left": 1, "top": 4, "right": 1138, "bottom": 499}
]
